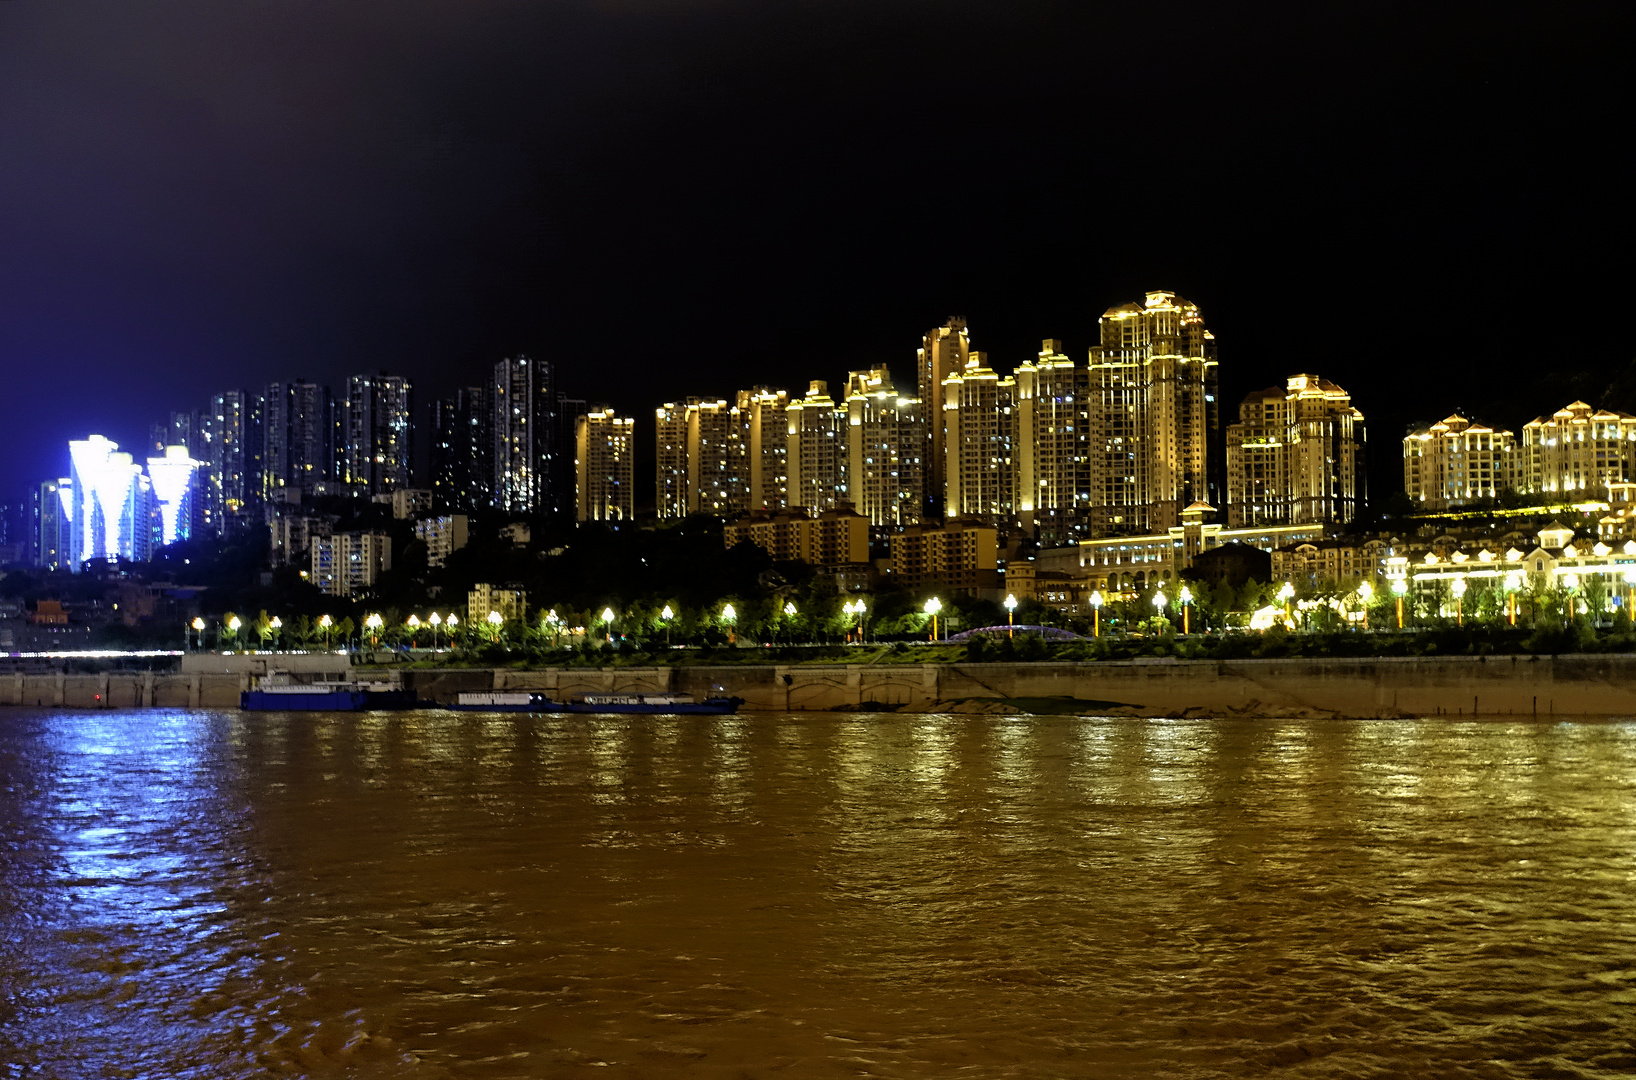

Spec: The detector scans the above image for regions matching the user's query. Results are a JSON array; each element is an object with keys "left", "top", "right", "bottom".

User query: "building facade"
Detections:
[
  {"left": 942, "top": 352, "right": 1016, "bottom": 525},
  {"left": 311, "top": 532, "right": 392, "bottom": 597},
  {"left": 575, "top": 408, "right": 635, "bottom": 522},
  {"left": 414, "top": 514, "right": 469, "bottom": 568},
  {"left": 1085, "top": 291, "right": 1218, "bottom": 537},
  {"left": 492, "top": 355, "right": 555, "bottom": 514},
  {"left": 1225, "top": 374, "right": 1365, "bottom": 527},
  {"left": 917, "top": 317, "right": 971, "bottom": 517},
  {"left": 1014, "top": 339, "right": 1088, "bottom": 544},
  {"left": 888, "top": 521, "right": 1000, "bottom": 595},
  {"left": 843, "top": 366, "right": 925, "bottom": 532},
  {"left": 786, "top": 380, "right": 845, "bottom": 513},
  {"left": 723, "top": 507, "right": 869, "bottom": 568},
  {"left": 342, "top": 373, "right": 413, "bottom": 497},
  {"left": 1402, "top": 414, "right": 1517, "bottom": 510},
  {"left": 1519, "top": 401, "right": 1636, "bottom": 501},
  {"left": 430, "top": 384, "right": 494, "bottom": 512}
]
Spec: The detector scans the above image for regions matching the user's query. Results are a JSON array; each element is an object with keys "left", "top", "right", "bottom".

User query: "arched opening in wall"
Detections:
[{"left": 1134, "top": 571, "right": 1146, "bottom": 590}]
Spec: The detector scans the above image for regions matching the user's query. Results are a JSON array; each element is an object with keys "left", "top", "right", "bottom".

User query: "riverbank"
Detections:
[{"left": 4, "top": 654, "right": 1634, "bottom": 718}]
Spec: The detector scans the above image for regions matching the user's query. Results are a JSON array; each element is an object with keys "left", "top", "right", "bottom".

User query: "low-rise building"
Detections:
[
  {"left": 724, "top": 507, "right": 869, "bottom": 568},
  {"left": 468, "top": 583, "right": 526, "bottom": 624},
  {"left": 888, "top": 521, "right": 999, "bottom": 595},
  {"left": 1076, "top": 502, "right": 1323, "bottom": 594},
  {"left": 1270, "top": 538, "right": 1391, "bottom": 587},
  {"left": 1403, "top": 414, "right": 1518, "bottom": 510},
  {"left": 414, "top": 514, "right": 469, "bottom": 567},
  {"left": 311, "top": 533, "right": 392, "bottom": 597}
]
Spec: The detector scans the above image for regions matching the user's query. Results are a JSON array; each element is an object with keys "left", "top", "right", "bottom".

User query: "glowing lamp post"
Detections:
[
  {"left": 924, "top": 596, "right": 942, "bottom": 642},
  {"left": 429, "top": 611, "right": 442, "bottom": 651},
  {"left": 1089, "top": 590, "right": 1103, "bottom": 638},
  {"left": 1451, "top": 577, "right": 1467, "bottom": 627},
  {"left": 1179, "top": 585, "right": 1193, "bottom": 635},
  {"left": 1355, "top": 581, "right": 1373, "bottom": 630},
  {"left": 601, "top": 606, "right": 616, "bottom": 644},
  {"left": 1152, "top": 587, "right": 1168, "bottom": 630},
  {"left": 661, "top": 604, "right": 674, "bottom": 646},
  {"left": 1004, "top": 593, "right": 1018, "bottom": 638},
  {"left": 226, "top": 615, "right": 242, "bottom": 651},
  {"left": 783, "top": 602, "right": 797, "bottom": 644},
  {"left": 269, "top": 615, "right": 282, "bottom": 652},
  {"left": 319, "top": 613, "right": 333, "bottom": 651},
  {"left": 722, "top": 602, "right": 736, "bottom": 644},
  {"left": 364, "top": 612, "right": 384, "bottom": 649},
  {"left": 190, "top": 616, "right": 205, "bottom": 651},
  {"left": 1277, "top": 582, "right": 1295, "bottom": 624},
  {"left": 406, "top": 613, "right": 421, "bottom": 650},
  {"left": 1392, "top": 577, "right": 1407, "bottom": 629},
  {"left": 845, "top": 599, "right": 867, "bottom": 643},
  {"left": 1504, "top": 571, "right": 1523, "bottom": 626},
  {"left": 488, "top": 609, "right": 506, "bottom": 644}
]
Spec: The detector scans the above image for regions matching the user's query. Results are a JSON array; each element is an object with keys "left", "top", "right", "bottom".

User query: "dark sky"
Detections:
[{"left": 2, "top": 1, "right": 1631, "bottom": 507}]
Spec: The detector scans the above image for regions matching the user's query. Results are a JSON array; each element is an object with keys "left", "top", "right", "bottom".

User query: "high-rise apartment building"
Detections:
[
  {"left": 1224, "top": 375, "right": 1364, "bottom": 527},
  {"left": 687, "top": 397, "right": 746, "bottom": 516},
  {"left": 1402, "top": 414, "right": 1517, "bottom": 510},
  {"left": 204, "top": 390, "right": 256, "bottom": 531},
  {"left": 342, "top": 373, "right": 413, "bottom": 496},
  {"left": 655, "top": 400, "right": 689, "bottom": 520},
  {"left": 311, "top": 532, "right": 392, "bottom": 597},
  {"left": 431, "top": 385, "right": 494, "bottom": 512},
  {"left": 942, "top": 352, "right": 1016, "bottom": 524},
  {"left": 786, "top": 381, "right": 846, "bottom": 513},
  {"left": 551, "top": 394, "right": 589, "bottom": 519},
  {"left": 917, "top": 317, "right": 971, "bottom": 517},
  {"left": 1014, "top": 339, "right": 1088, "bottom": 544},
  {"left": 34, "top": 479, "right": 70, "bottom": 570},
  {"left": 1085, "top": 291, "right": 1218, "bottom": 537},
  {"left": 575, "top": 408, "right": 635, "bottom": 522},
  {"left": 146, "top": 446, "right": 202, "bottom": 547},
  {"left": 1520, "top": 401, "right": 1636, "bottom": 500},
  {"left": 843, "top": 366, "right": 924, "bottom": 531},
  {"left": 67, "top": 434, "right": 150, "bottom": 568},
  {"left": 492, "top": 355, "right": 555, "bottom": 513},
  {"left": 740, "top": 386, "right": 790, "bottom": 512}
]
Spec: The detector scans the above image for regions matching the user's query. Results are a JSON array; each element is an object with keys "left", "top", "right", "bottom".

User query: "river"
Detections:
[{"left": 2, "top": 709, "right": 1634, "bottom": 1078}]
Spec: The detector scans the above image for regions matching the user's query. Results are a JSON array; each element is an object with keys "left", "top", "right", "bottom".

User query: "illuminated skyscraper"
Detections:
[
  {"left": 1403, "top": 415, "right": 1518, "bottom": 510},
  {"left": 740, "top": 386, "right": 790, "bottom": 511},
  {"left": 786, "top": 380, "right": 846, "bottom": 513},
  {"left": 33, "top": 479, "right": 71, "bottom": 570},
  {"left": 1085, "top": 291, "right": 1219, "bottom": 537},
  {"left": 1225, "top": 375, "right": 1365, "bottom": 527},
  {"left": 655, "top": 400, "right": 689, "bottom": 519},
  {"left": 492, "top": 355, "right": 554, "bottom": 513},
  {"left": 67, "top": 435, "right": 148, "bottom": 568},
  {"left": 431, "top": 385, "right": 493, "bottom": 512},
  {"left": 686, "top": 397, "right": 745, "bottom": 516},
  {"left": 942, "top": 352, "right": 1016, "bottom": 524},
  {"left": 843, "top": 367, "right": 924, "bottom": 531},
  {"left": 575, "top": 408, "right": 636, "bottom": 522},
  {"left": 147, "top": 446, "right": 202, "bottom": 547},
  {"left": 204, "top": 390, "right": 255, "bottom": 531},
  {"left": 260, "top": 379, "right": 334, "bottom": 498},
  {"left": 342, "top": 373, "right": 414, "bottom": 496},
  {"left": 917, "top": 317, "right": 971, "bottom": 517},
  {"left": 551, "top": 393, "right": 588, "bottom": 519},
  {"left": 1014, "top": 339, "right": 1088, "bottom": 544}
]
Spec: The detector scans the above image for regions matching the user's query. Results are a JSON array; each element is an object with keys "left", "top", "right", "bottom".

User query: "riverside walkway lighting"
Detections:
[
  {"left": 1089, "top": 590, "right": 1103, "bottom": 637},
  {"left": 270, "top": 615, "right": 282, "bottom": 651},
  {"left": 487, "top": 609, "right": 505, "bottom": 644},
  {"left": 924, "top": 596, "right": 942, "bottom": 641},
  {"left": 601, "top": 607, "right": 616, "bottom": 643},
  {"left": 1152, "top": 588, "right": 1168, "bottom": 630},
  {"left": 190, "top": 616, "right": 205, "bottom": 651},
  {"left": 1179, "top": 585, "right": 1193, "bottom": 634},
  {"left": 1505, "top": 571, "right": 1523, "bottom": 625},
  {"left": 661, "top": 604, "right": 674, "bottom": 645},
  {"left": 1356, "top": 581, "right": 1373, "bottom": 629},
  {"left": 1278, "top": 582, "right": 1295, "bottom": 623},
  {"left": 429, "top": 611, "right": 442, "bottom": 651},
  {"left": 722, "top": 602, "right": 736, "bottom": 644},
  {"left": 1392, "top": 578, "right": 1407, "bottom": 629},
  {"left": 1004, "top": 594, "right": 1017, "bottom": 637},
  {"left": 1451, "top": 577, "right": 1467, "bottom": 626},
  {"left": 364, "top": 612, "right": 384, "bottom": 648}
]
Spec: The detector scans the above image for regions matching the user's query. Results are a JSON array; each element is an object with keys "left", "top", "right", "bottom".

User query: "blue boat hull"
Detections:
[{"left": 240, "top": 690, "right": 419, "bottom": 711}]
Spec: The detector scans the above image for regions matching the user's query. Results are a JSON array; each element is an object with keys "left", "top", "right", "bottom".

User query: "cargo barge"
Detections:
[{"left": 241, "top": 671, "right": 418, "bottom": 711}]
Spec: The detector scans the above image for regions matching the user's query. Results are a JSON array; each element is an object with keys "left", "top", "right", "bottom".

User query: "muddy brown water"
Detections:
[{"left": 3, "top": 709, "right": 1635, "bottom": 1078}]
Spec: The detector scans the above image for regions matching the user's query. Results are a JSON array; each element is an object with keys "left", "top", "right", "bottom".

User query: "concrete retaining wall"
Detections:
[{"left": 5, "top": 656, "right": 1634, "bottom": 717}]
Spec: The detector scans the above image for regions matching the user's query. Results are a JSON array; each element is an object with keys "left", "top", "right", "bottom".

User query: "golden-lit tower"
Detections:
[
  {"left": 1225, "top": 375, "right": 1364, "bottom": 527},
  {"left": 917, "top": 317, "right": 970, "bottom": 516},
  {"left": 1403, "top": 414, "right": 1517, "bottom": 509},
  {"left": 786, "top": 380, "right": 845, "bottom": 513},
  {"left": 1014, "top": 338, "right": 1085, "bottom": 544},
  {"left": 685, "top": 397, "right": 744, "bottom": 516},
  {"left": 1085, "top": 291, "right": 1218, "bottom": 537},
  {"left": 844, "top": 366, "right": 925, "bottom": 531},
  {"left": 942, "top": 351, "right": 1016, "bottom": 524},
  {"left": 738, "top": 386, "right": 790, "bottom": 511},
  {"left": 655, "top": 401, "right": 688, "bottom": 520},
  {"left": 575, "top": 407, "right": 635, "bottom": 522}
]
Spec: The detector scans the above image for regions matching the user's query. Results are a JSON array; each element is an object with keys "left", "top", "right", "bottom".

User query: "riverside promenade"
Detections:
[{"left": 4, "top": 654, "right": 1635, "bottom": 718}]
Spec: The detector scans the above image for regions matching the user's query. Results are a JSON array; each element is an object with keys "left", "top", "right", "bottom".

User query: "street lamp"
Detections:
[
  {"left": 661, "top": 604, "right": 674, "bottom": 646},
  {"left": 319, "top": 612, "right": 333, "bottom": 651},
  {"left": 722, "top": 602, "right": 737, "bottom": 644},
  {"left": 406, "top": 613, "right": 421, "bottom": 650},
  {"left": 429, "top": 611, "right": 442, "bottom": 652},
  {"left": 1004, "top": 593, "right": 1018, "bottom": 638},
  {"left": 190, "top": 615, "right": 205, "bottom": 651},
  {"left": 1624, "top": 567, "right": 1636, "bottom": 616},
  {"left": 1391, "top": 577, "right": 1407, "bottom": 629},
  {"left": 923, "top": 596, "right": 942, "bottom": 642},
  {"left": 1089, "top": 590, "right": 1103, "bottom": 638},
  {"left": 270, "top": 615, "right": 282, "bottom": 652},
  {"left": 364, "top": 612, "right": 384, "bottom": 649},
  {"left": 1451, "top": 576, "right": 1467, "bottom": 627},
  {"left": 783, "top": 602, "right": 797, "bottom": 645},
  {"left": 487, "top": 608, "right": 505, "bottom": 644},
  {"left": 226, "top": 615, "right": 242, "bottom": 651},
  {"left": 601, "top": 606, "right": 616, "bottom": 644},
  {"left": 1179, "top": 584, "right": 1193, "bottom": 635},
  {"left": 1151, "top": 587, "right": 1168, "bottom": 632},
  {"left": 1355, "top": 581, "right": 1373, "bottom": 630},
  {"left": 1505, "top": 570, "right": 1524, "bottom": 625},
  {"left": 1277, "top": 581, "right": 1295, "bottom": 624}
]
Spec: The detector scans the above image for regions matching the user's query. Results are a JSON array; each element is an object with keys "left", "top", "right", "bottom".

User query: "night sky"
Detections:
[{"left": 2, "top": 1, "right": 1631, "bottom": 507}]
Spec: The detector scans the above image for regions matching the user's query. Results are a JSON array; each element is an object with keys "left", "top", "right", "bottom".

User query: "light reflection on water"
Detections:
[{"left": 3, "top": 709, "right": 1636, "bottom": 1078}]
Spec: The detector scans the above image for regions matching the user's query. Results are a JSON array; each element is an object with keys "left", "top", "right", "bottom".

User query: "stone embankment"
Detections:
[{"left": 4, "top": 654, "right": 1636, "bottom": 718}]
